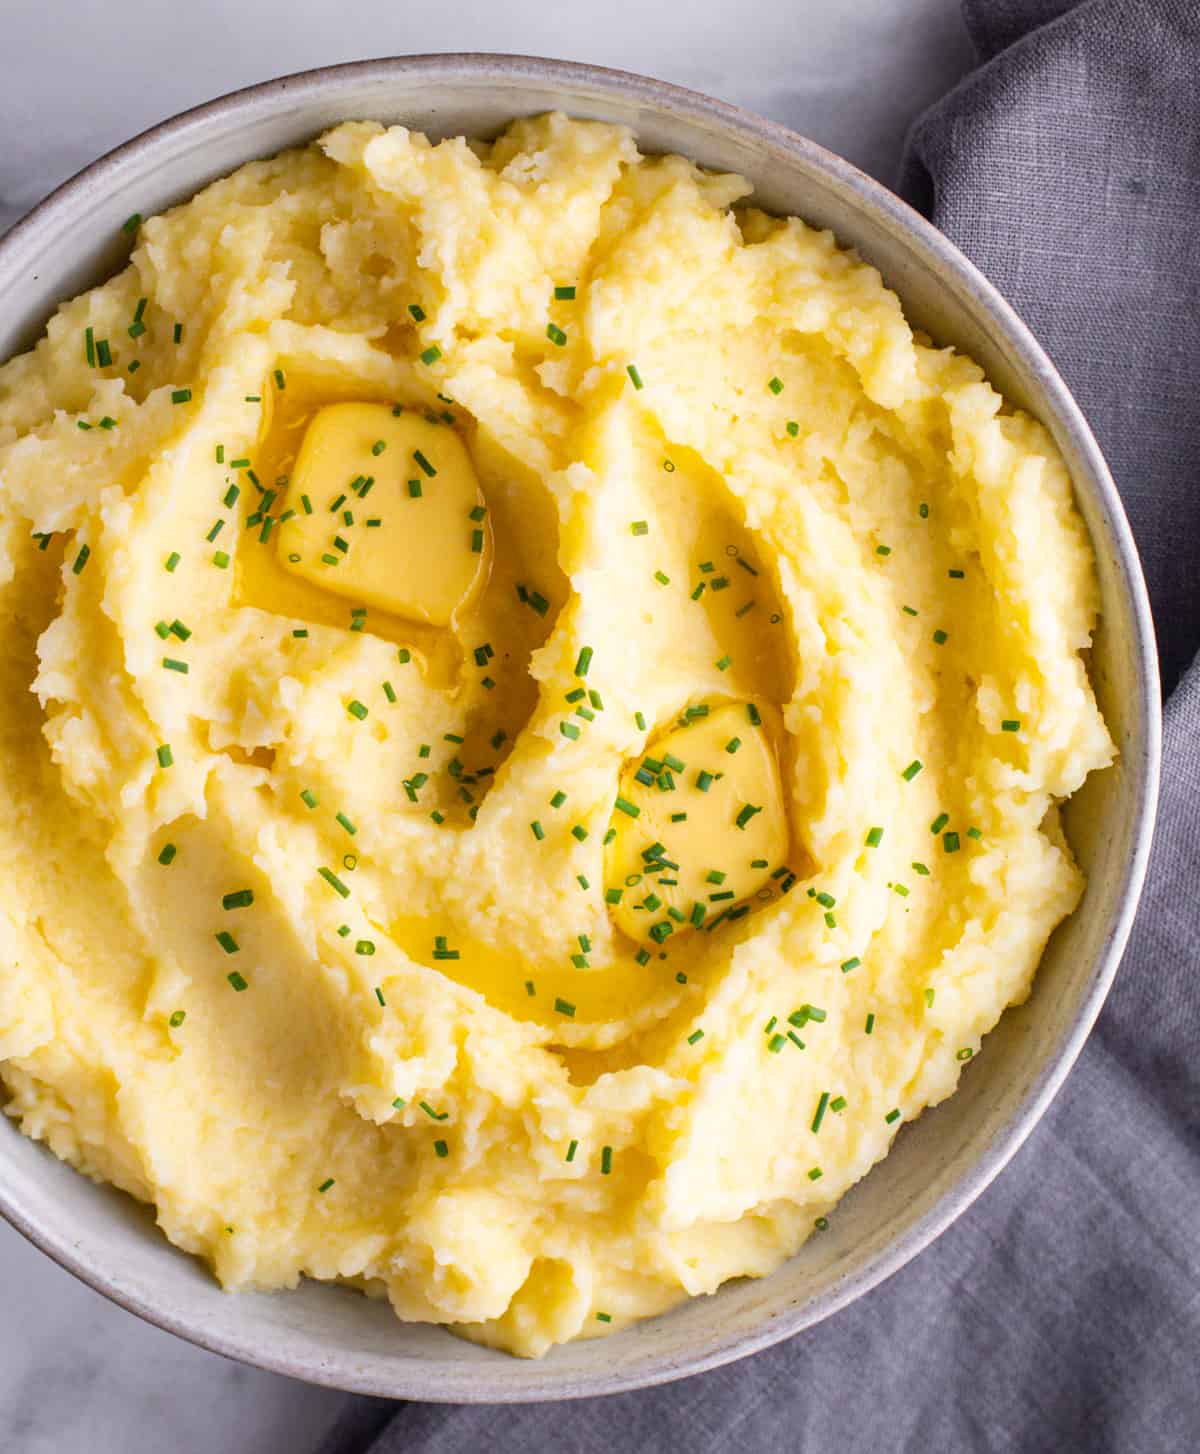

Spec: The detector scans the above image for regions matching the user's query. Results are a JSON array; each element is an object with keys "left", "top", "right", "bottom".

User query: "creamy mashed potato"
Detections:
[{"left": 0, "top": 114, "right": 1113, "bottom": 1357}]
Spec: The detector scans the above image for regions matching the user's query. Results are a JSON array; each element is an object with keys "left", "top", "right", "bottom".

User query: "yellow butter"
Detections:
[
  {"left": 605, "top": 702, "right": 789, "bottom": 945},
  {"left": 276, "top": 402, "right": 490, "bottom": 626}
]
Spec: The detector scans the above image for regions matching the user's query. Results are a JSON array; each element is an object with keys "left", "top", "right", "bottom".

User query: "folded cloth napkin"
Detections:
[{"left": 323, "top": 3, "right": 1200, "bottom": 1448}]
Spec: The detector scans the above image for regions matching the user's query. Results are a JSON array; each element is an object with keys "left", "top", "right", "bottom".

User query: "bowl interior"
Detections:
[{"left": 0, "top": 57, "right": 1158, "bottom": 1401}]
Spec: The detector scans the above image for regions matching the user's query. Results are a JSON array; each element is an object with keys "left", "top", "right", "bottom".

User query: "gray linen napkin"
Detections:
[{"left": 325, "top": 2, "right": 1200, "bottom": 1448}]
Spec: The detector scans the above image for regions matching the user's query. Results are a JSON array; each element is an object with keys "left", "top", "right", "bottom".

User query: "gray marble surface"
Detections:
[{"left": 0, "top": 2, "right": 973, "bottom": 1449}]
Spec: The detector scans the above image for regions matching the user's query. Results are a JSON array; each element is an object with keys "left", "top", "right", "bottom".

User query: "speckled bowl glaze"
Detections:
[{"left": 0, "top": 55, "right": 1160, "bottom": 1402}]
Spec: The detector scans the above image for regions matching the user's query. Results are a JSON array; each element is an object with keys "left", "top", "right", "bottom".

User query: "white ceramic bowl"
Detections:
[{"left": 0, "top": 55, "right": 1159, "bottom": 1402}]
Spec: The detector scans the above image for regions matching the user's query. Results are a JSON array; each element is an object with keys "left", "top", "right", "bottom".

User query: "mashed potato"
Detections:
[{"left": 0, "top": 114, "right": 1113, "bottom": 1356}]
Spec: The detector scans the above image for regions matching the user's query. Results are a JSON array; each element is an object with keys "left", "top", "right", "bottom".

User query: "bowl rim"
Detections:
[{"left": 0, "top": 52, "right": 1161, "bottom": 1402}]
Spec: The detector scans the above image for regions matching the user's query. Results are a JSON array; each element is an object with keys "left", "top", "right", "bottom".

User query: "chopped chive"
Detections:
[
  {"left": 96, "top": 339, "right": 112, "bottom": 367},
  {"left": 630, "top": 520, "right": 649, "bottom": 536},
  {"left": 398, "top": 648, "right": 412, "bottom": 664},
  {"left": 865, "top": 826, "right": 884, "bottom": 847},
  {"left": 215, "top": 931, "right": 239, "bottom": 954},
  {"left": 222, "top": 889, "right": 254, "bottom": 910},
  {"left": 212, "top": 550, "right": 230, "bottom": 569},
  {"left": 356, "top": 940, "right": 375, "bottom": 956},
  {"left": 173, "top": 323, "right": 183, "bottom": 344},
  {"left": 560, "top": 721, "right": 581, "bottom": 741},
  {"left": 554, "top": 285, "right": 576, "bottom": 300},
  {"left": 811, "top": 1091, "right": 831, "bottom": 1134},
  {"left": 168, "top": 1009, "right": 186, "bottom": 1027},
  {"left": 171, "top": 388, "right": 191, "bottom": 404},
  {"left": 841, "top": 956, "right": 861, "bottom": 974},
  {"left": 865, "top": 1012, "right": 876, "bottom": 1034},
  {"left": 957, "top": 1047, "right": 975, "bottom": 1062},
  {"left": 635, "top": 711, "right": 647, "bottom": 731},
  {"left": 156, "top": 744, "right": 173, "bottom": 768},
  {"left": 72, "top": 544, "right": 91, "bottom": 575},
  {"left": 614, "top": 796, "right": 640, "bottom": 819},
  {"left": 550, "top": 790, "right": 567, "bottom": 809},
  {"left": 419, "top": 345, "right": 442, "bottom": 366},
  {"left": 319, "top": 867, "right": 350, "bottom": 897},
  {"left": 885, "top": 1108, "right": 901, "bottom": 1124},
  {"left": 554, "top": 997, "right": 576, "bottom": 1018},
  {"left": 924, "top": 987, "right": 936, "bottom": 1007},
  {"left": 530, "top": 820, "right": 545, "bottom": 841},
  {"left": 300, "top": 789, "right": 319, "bottom": 810},
  {"left": 786, "top": 420, "right": 799, "bottom": 437},
  {"left": 157, "top": 843, "right": 177, "bottom": 865},
  {"left": 715, "top": 655, "right": 732, "bottom": 672},
  {"left": 413, "top": 449, "right": 437, "bottom": 478},
  {"left": 932, "top": 629, "right": 948, "bottom": 645},
  {"left": 571, "top": 824, "right": 588, "bottom": 842},
  {"left": 546, "top": 323, "right": 567, "bottom": 347},
  {"left": 336, "top": 812, "right": 357, "bottom": 836},
  {"left": 735, "top": 804, "right": 762, "bottom": 830},
  {"left": 943, "top": 832, "right": 961, "bottom": 853},
  {"left": 600, "top": 1145, "right": 613, "bottom": 1174},
  {"left": 227, "top": 971, "right": 248, "bottom": 991},
  {"left": 273, "top": 368, "right": 286, "bottom": 390},
  {"left": 1001, "top": 719, "right": 1021, "bottom": 732},
  {"left": 768, "top": 375, "right": 784, "bottom": 395},
  {"left": 902, "top": 760, "right": 923, "bottom": 781},
  {"left": 122, "top": 213, "right": 141, "bottom": 235},
  {"left": 408, "top": 303, "right": 426, "bottom": 321},
  {"left": 347, "top": 700, "right": 368, "bottom": 721},
  {"left": 382, "top": 681, "right": 396, "bottom": 703},
  {"left": 566, "top": 1139, "right": 579, "bottom": 1162},
  {"left": 626, "top": 364, "right": 644, "bottom": 390},
  {"left": 161, "top": 657, "right": 189, "bottom": 674},
  {"left": 912, "top": 860, "right": 930, "bottom": 875},
  {"left": 433, "top": 1139, "right": 449, "bottom": 1158}
]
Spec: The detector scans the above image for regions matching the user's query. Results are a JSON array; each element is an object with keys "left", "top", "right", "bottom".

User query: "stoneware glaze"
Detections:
[{"left": 0, "top": 55, "right": 1160, "bottom": 1402}]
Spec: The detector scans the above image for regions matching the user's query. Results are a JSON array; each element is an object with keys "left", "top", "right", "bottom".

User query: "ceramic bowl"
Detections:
[{"left": 0, "top": 54, "right": 1159, "bottom": 1401}]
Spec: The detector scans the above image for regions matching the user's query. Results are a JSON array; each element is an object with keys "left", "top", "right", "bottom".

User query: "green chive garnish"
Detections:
[{"left": 319, "top": 867, "right": 350, "bottom": 897}]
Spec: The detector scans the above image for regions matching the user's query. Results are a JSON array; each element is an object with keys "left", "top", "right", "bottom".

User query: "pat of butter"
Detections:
[
  {"left": 605, "top": 701, "right": 788, "bottom": 946},
  {"left": 276, "top": 402, "right": 490, "bottom": 626}
]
